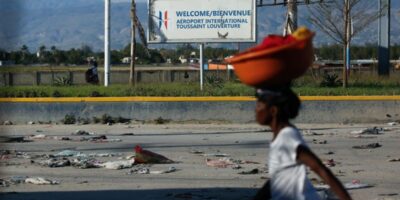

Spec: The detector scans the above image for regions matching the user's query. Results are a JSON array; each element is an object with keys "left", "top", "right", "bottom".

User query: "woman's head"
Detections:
[{"left": 255, "top": 87, "right": 300, "bottom": 125}]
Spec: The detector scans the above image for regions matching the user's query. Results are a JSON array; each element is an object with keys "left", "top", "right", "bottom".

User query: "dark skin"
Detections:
[{"left": 254, "top": 100, "right": 352, "bottom": 200}]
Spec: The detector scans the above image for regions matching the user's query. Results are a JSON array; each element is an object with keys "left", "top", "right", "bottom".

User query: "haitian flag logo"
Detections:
[{"left": 159, "top": 11, "right": 169, "bottom": 30}]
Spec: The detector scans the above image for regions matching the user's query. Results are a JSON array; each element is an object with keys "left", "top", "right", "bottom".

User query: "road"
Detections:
[{"left": 0, "top": 123, "right": 399, "bottom": 200}]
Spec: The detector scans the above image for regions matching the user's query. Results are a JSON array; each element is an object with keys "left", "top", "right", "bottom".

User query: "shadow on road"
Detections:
[{"left": 0, "top": 187, "right": 258, "bottom": 200}]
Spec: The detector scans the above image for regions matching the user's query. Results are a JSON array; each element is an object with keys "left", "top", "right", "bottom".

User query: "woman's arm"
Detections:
[{"left": 297, "top": 145, "right": 352, "bottom": 200}]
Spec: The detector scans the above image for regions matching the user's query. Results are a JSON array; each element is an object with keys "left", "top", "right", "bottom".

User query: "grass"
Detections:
[
  {"left": 0, "top": 83, "right": 254, "bottom": 98},
  {"left": 2, "top": 69, "right": 400, "bottom": 97},
  {"left": 2, "top": 82, "right": 400, "bottom": 97}
]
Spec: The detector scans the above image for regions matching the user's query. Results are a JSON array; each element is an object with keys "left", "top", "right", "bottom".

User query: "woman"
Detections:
[{"left": 253, "top": 86, "right": 352, "bottom": 200}]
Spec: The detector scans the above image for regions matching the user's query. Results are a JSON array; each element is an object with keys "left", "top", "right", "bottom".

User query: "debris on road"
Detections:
[
  {"left": 0, "top": 136, "right": 27, "bottom": 143},
  {"left": 202, "top": 153, "right": 230, "bottom": 157},
  {"left": 54, "top": 150, "right": 84, "bottom": 157},
  {"left": 238, "top": 168, "right": 259, "bottom": 175},
  {"left": 350, "top": 127, "right": 384, "bottom": 135},
  {"left": 323, "top": 159, "right": 336, "bottom": 167},
  {"left": 134, "top": 145, "right": 174, "bottom": 164},
  {"left": 387, "top": 122, "right": 398, "bottom": 126},
  {"left": 387, "top": 158, "right": 400, "bottom": 162},
  {"left": 29, "top": 134, "right": 47, "bottom": 139},
  {"left": 315, "top": 179, "right": 372, "bottom": 190},
  {"left": 129, "top": 166, "right": 178, "bottom": 174},
  {"left": 25, "top": 177, "right": 59, "bottom": 185},
  {"left": 189, "top": 149, "right": 204, "bottom": 154},
  {"left": 303, "top": 130, "right": 324, "bottom": 136},
  {"left": 344, "top": 179, "right": 372, "bottom": 190},
  {"left": 352, "top": 143, "right": 382, "bottom": 149},
  {"left": 119, "top": 133, "right": 135, "bottom": 136},
  {"left": 72, "top": 130, "right": 93, "bottom": 136},
  {"left": 37, "top": 157, "right": 71, "bottom": 168},
  {"left": 3, "top": 120, "right": 13, "bottom": 125},
  {"left": 101, "top": 159, "right": 135, "bottom": 170},
  {"left": 313, "top": 139, "right": 327, "bottom": 144},
  {"left": 70, "top": 158, "right": 102, "bottom": 169},
  {"left": 206, "top": 158, "right": 234, "bottom": 168}
]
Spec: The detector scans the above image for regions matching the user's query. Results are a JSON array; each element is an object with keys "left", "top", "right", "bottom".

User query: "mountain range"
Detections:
[{"left": 0, "top": 0, "right": 399, "bottom": 52}]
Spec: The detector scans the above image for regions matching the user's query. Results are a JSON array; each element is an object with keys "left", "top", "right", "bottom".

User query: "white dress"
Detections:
[{"left": 269, "top": 126, "right": 321, "bottom": 200}]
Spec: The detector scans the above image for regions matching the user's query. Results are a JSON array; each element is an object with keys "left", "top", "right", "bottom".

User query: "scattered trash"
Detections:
[
  {"left": 189, "top": 149, "right": 204, "bottom": 154},
  {"left": 0, "top": 136, "right": 26, "bottom": 143},
  {"left": 0, "top": 179, "right": 9, "bottom": 187},
  {"left": 324, "top": 151, "right": 335, "bottom": 155},
  {"left": 37, "top": 158, "right": 71, "bottom": 168},
  {"left": 238, "top": 168, "right": 259, "bottom": 175},
  {"left": 134, "top": 145, "right": 174, "bottom": 164},
  {"left": 73, "top": 130, "right": 93, "bottom": 136},
  {"left": 88, "top": 153, "right": 122, "bottom": 157},
  {"left": 28, "top": 121, "right": 35, "bottom": 125},
  {"left": 3, "top": 121, "right": 13, "bottom": 125},
  {"left": 303, "top": 130, "right": 324, "bottom": 136},
  {"left": 101, "top": 159, "right": 135, "bottom": 170},
  {"left": 206, "top": 158, "right": 234, "bottom": 168},
  {"left": 232, "top": 165, "right": 242, "bottom": 169},
  {"left": 77, "top": 180, "right": 89, "bottom": 184},
  {"left": 70, "top": 158, "right": 102, "bottom": 169},
  {"left": 344, "top": 179, "right": 372, "bottom": 190},
  {"left": 313, "top": 139, "right": 327, "bottom": 144},
  {"left": 25, "top": 177, "right": 59, "bottom": 185},
  {"left": 119, "top": 133, "right": 135, "bottom": 136},
  {"left": 350, "top": 127, "right": 384, "bottom": 135},
  {"left": 315, "top": 180, "right": 371, "bottom": 190},
  {"left": 378, "top": 193, "right": 398, "bottom": 197},
  {"left": 353, "top": 169, "right": 365, "bottom": 173},
  {"left": 323, "top": 159, "right": 336, "bottom": 167},
  {"left": 9, "top": 176, "right": 28, "bottom": 184},
  {"left": 202, "top": 153, "right": 230, "bottom": 157},
  {"left": 387, "top": 158, "right": 400, "bottom": 162},
  {"left": 150, "top": 167, "right": 177, "bottom": 174},
  {"left": 387, "top": 122, "right": 398, "bottom": 126},
  {"left": 29, "top": 134, "right": 47, "bottom": 139},
  {"left": 130, "top": 166, "right": 178, "bottom": 175},
  {"left": 352, "top": 143, "right": 382, "bottom": 149},
  {"left": 59, "top": 137, "right": 71, "bottom": 141},
  {"left": 54, "top": 150, "right": 84, "bottom": 157}
]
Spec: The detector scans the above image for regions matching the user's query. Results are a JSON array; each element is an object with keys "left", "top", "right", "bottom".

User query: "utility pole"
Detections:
[
  {"left": 104, "top": 0, "right": 111, "bottom": 87},
  {"left": 284, "top": 0, "right": 298, "bottom": 35},
  {"left": 378, "top": 0, "right": 390, "bottom": 76},
  {"left": 129, "top": 0, "right": 136, "bottom": 85},
  {"left": 342, "top": 0, "right": 350, "bottom": 88}
]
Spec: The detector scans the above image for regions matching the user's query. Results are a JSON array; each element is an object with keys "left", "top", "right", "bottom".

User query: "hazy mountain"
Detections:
[{"left": 0, "top": 0, "right": 399, "bottom": 52}]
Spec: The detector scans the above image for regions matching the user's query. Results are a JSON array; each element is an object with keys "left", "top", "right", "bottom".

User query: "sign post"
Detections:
[
  {"left": 104, "top": 0, "right": 111, "bottom": 86},
  {"left": 199, "top": 43, "right": 204, "bottom": 90}
]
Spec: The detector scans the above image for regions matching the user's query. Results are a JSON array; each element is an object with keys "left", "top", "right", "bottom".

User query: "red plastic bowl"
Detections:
[{"left": 225, "top": 33, "right": 315, "bottom": 87}]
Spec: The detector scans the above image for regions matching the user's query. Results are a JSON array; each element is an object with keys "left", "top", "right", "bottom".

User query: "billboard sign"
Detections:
[{"left": 148, "top": 0, "right": 256, "bottom": 43}]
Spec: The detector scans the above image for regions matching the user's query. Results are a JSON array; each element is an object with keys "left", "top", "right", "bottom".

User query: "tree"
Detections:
[
  {"left": 308, "top": 0, "right": 387, "bottom": 87},
  {"left": 20, "top": 45, "right": 30, "bottom": 64}
]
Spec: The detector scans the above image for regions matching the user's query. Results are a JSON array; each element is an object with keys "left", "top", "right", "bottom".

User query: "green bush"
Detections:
[
  {"left": 63, "top": 114, "right": 76, "bottom": 124},
  {"left": 320, "top": 73, "right": 342, "bottom": 87}
]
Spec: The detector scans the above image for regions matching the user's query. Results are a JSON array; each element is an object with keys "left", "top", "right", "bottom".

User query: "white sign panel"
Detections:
[{"left": 148, "top": 0, "right": 256, "bottom": 43}]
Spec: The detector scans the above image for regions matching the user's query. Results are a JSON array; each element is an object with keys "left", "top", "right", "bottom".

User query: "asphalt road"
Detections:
[{"left": 0, "top": 123, "right": 399, "bottom": 200}]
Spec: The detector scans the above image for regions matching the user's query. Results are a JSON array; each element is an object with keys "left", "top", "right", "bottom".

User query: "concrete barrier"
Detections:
[{"left": 0, "top": 97, "right": 399, "bottom": 124}]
